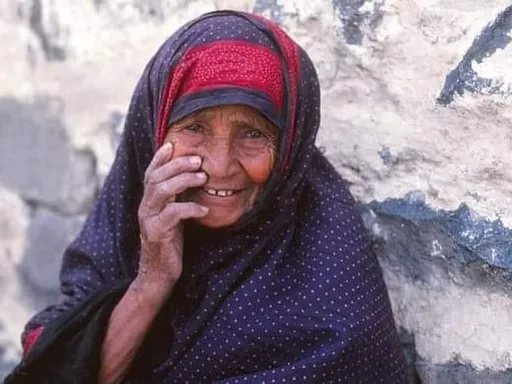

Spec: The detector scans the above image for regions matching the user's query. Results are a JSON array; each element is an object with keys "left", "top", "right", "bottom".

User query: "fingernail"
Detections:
[
  {"left": 190, "top": 156, "right": 202, "bottom": 165},
  {"left": 201, "top": 206, "right": 209, "bottom": 213},
  {"left": 197, "top": 172, "right": 207, "bottom": 179},
  {"left": 163, "top": 142, "right": 172, "bottom": 151}
]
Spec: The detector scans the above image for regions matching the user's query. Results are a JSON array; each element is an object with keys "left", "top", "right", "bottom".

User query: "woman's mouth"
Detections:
[{"left": 203, "top": 188, "right": 241, "bottom": 197}]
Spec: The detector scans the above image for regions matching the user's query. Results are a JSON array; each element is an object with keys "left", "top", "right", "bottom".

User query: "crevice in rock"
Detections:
[
  {"left": 28, "top": 0, "right": 66, "bottom": 61},
  {"left": 438, "top": 5, "right": 512, "bottom": 105},
  {"left": 332, "top": 0, "right": 385, "bottom": 45},
  {"left": 398, "top": 327, "right": 422, "bottom": 383},
  {"left": 362, "top": 195, "right": 512, "bottom": 287},
  {"left": 415, "top": 361, "right": 512, "bottom": 383},
  {"left": 74, "top": 147, "right": 102, "bottom": 210}
]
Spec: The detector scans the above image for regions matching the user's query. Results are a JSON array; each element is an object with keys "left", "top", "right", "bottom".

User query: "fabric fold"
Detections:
[{"left": 5, "top": 280, "right": 131, "bottom": 384}]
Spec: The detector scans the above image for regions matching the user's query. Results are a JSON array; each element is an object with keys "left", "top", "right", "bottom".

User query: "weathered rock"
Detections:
[
  {"left": 253, "top": 0, "right": 285, "bottom": 23},
  {"left": 363, "top": 197, "right": 512, "bottom": 382},
  {"left": 0, "top": 341, "right": 16, "bottom": 383},
  {"left": 438, "top": 5, "right": 512, "bottom": 105},
  {"left": 0, "top": 186, "right": 31, "bottom": 379},
  {"left": 25, "top": 0, "right": 68, "bottom": 61},
  {"left": 0, "top": 97, "right": 98, "bottom": 215},
  {"left": 416, "top": 363, "right": 512, "bottom": 384},
  {"left": 311, "top": 0, "right": 512, "bottom": 227},
  {"left": 20, "top": 208, "right": 84, "bottom": 294},
  {"left": 333, "top": 0, "right": 385, "bottom": 45}
]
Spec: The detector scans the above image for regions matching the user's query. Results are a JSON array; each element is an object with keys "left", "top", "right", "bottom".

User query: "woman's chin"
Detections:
[{"left": 193, "top": 209, "right": 242, "bottom": 229}]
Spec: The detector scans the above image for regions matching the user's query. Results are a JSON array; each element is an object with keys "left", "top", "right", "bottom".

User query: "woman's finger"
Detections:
[
  {"left": 141, "top": 172, "right": 207, "bottom": 213},
  {"left": 141, "top": 202, "right": 209, "bottom": 242},
  {"left": 144, "top": 142, "right": 173, "bottom": 181},
  {"left": 145, "top": 155, "right": 202, "bottom": 186},
  {"left": 156, "top": 202, "right": 209, "bottom": 230}
]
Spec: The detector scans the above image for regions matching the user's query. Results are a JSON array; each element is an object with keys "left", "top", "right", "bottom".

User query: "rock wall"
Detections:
[{"left": 1, "top": 1, "right": 511, "bottom": 382}]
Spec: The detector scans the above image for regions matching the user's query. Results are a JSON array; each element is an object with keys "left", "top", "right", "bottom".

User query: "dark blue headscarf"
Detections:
[{"left": 23, "top": 11, "right": 407, "bottom": 383}]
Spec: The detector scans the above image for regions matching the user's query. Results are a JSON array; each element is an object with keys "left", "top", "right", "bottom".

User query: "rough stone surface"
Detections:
[
  {"left": 438, "top": 5, "right": 512, "bottom": 105},
  {"left": 0, "top": 187, "right": 31, "bottom": 377},
  {"left": 0, "top": 97, "right": 98, "bottom": 215},
  {"left": 369, "top": 195, "right": 512, "bottom": 271},
  {"left": 332, "top": 0, "right": 385, "bottom": 44},
  {"left": 416, "top": 364, "right": 512, "bottom": 384},
  {"left": 1, "top": 0, "right": 512, "bottom": 382},
  {"left": 20, "top": 208, "right": 84, "bottom": 294},
  {"left": 363, "top": 200, "right": 512, "bottom": 382}
]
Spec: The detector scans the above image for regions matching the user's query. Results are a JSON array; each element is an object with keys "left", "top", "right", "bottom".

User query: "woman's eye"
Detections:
[
  {"left": 243, "top": 129, "right": 265, "bottom": 139},
  {"left": 186, "top": 123, "right": 204, "bottom": 133}
]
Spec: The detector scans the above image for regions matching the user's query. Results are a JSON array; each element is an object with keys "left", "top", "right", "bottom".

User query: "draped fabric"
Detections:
[{"left": 11, "top": 11, "right": 407, "bottom": 383}]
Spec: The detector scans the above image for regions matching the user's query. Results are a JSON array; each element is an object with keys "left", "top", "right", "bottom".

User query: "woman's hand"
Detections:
[
  {"left": 100, "top": 142, "right": 206, "bottom": 383},
  {"left": 135, "top": 142, "right": 208, "bottom": 302}
]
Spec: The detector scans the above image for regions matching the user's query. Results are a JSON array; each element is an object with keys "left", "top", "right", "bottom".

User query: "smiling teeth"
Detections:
[{"left": 205, "top": 189, "right": 234, "bottom": 197}]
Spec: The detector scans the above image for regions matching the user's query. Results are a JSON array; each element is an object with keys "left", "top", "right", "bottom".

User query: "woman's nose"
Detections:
[{"left": 202, "top": 139, "right": 238, "bottom": 179}]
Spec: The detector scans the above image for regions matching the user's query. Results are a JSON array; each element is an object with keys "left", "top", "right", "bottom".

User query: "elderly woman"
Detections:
[{"left": 6, "top": 10, "right": 407, "bottom": 384}]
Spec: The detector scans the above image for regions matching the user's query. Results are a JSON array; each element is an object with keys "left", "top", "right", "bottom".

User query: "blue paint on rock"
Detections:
[
  {"left": 369, "top": 196, "right": 512, "bottom": 270},
  {"left": 378, "top": 146, "right": 399, "bottom": 166},
  {"left": 438, "top": 5, "right": 512, "bottom": 105}
]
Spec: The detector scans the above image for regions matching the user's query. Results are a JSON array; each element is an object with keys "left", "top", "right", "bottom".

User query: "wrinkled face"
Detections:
[{"left": 165, "top": 105, "right": 279, "bottom": 228}]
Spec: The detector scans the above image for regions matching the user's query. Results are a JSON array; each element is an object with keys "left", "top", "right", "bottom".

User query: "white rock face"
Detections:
[
  {"left": 385, "top": 269, "right": 512, "bottom": 371},
  {"left": 0, "top": 187, "right": 31, "bottom": 366},
  {"left": 1, "top": 0, "right": 511, "bottom": 381},
  {"left": 315, "top": 1, "right": 512, "bottom": 224}
]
